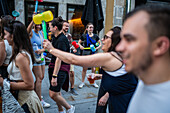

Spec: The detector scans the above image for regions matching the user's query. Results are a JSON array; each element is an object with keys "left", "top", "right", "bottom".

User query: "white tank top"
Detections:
[
  {"left": 4, "top": 40, "right": 12, "bottom": 65},
  {"left": 7, "top": 51, "right": 33, "bottom": 80},
  {"left": 105, "top": 64, "right": 127, "bottom": 77}
]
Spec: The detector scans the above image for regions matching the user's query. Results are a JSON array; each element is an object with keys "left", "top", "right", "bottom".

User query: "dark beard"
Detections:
[
  {"left": 63, "top": 29, "right": 68, "bottom": 33},
  {"left": 133, "top": 49, "right": 153, "bottom": 75}
]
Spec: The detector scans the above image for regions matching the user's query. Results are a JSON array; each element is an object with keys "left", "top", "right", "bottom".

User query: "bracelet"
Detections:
[{"left": 52, "top": 74, "right": 58, "bottom": 78}]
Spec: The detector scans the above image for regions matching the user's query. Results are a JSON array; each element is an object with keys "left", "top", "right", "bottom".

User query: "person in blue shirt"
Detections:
[{"left": 27, "top": 17, "right": 50, "bottom": 108}]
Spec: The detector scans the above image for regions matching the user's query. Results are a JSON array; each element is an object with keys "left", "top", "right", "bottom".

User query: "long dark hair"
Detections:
[
  {"left": 108, "top": 26, "right": 121, "bottom": 52},
  {"left": 4, "top": 21, "right": 35, "bottom": 63}
]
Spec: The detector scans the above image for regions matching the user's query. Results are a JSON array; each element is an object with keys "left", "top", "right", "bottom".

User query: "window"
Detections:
[
  {"left": 67, "top": 4, "right": 85, "bottom": 40},
  {"left": 0, "top": 0, "right": 14, "bottom": 16},
  {"left": 25, "top": 1, "right": 58, "bottom": 27}
]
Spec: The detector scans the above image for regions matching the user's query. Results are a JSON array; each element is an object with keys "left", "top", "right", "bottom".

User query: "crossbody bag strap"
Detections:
[{"left": 38, "top": 31, "right": 43, "bottom": 57}]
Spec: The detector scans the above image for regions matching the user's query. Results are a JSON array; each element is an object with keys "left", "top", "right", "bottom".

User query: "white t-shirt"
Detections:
[{"left": 127, "top": 80, "right": 170, "bottom": 113}]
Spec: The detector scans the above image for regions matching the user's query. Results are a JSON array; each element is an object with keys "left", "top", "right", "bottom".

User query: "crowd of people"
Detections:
[{"left": 0, "top": 3, "right": 169, "bottom": 113}]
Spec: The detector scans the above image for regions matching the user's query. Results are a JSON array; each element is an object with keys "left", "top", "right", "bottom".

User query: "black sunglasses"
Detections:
[{"left": 103, "top": 35, "right": 111, "bottom": 40}]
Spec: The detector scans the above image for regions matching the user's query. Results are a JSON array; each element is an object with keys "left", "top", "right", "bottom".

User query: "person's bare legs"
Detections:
[
  {"left": 92, "top": 67, "right": 95, "bottom": 73},
  {"left": 82, "top": 67, "right": 88, "bottom": 83},
  {"left": 70, "top": 71, "right": 74, "bottom": 89},
  {"left": 56, "top": 93, "right": 64, "bottom": 112},
  {"left": 70, "top": 70, "right": 78, "bottom": 95},
  {"left": 79, "top": 67, "right": 88, "bottom": 88},
  {"left": 49, "top": 90, "right": 71, "bottom": 110},
  {"left": 33, "top": 65, "right": 44, "bottom": 100},
  {"left": 41, "top": 65, "right": 45, "bottom": 81},
  {"left": 33, "top": 65, "right": 50, "bottom": 107},
  {"left": 91, "top": 67, "right": 99, "bottom": 88}
]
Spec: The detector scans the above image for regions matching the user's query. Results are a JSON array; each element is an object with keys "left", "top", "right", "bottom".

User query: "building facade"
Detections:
[
  {"left": 1, "top": 0, "right": 169, "bottom": 40},
  {"left": 12, "top": 0, "right": 127, "bottom": 40}
]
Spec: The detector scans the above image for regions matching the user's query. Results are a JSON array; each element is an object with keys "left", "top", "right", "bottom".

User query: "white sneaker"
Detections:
[
  {"left": 92, "top": 83, "right": 99, "bottom": 88},
  {"left": 41, "top": 100, "right": 51, "bottom": 108},
  {"left": 78, "top": 82, "right": 85, "bottom": 88},
  {"left": 67, "top": 105, "right": 75, "bottom": 113}
]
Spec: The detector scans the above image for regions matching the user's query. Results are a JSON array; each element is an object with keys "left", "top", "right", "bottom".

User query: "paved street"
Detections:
[{"left": 41, "top": 65, "right": 104, "bottom": 113}]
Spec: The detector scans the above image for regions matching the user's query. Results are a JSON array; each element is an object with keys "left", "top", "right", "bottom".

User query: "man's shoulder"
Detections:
[{"left": 127, "top": 80, "right": 170, "bottom": 113}]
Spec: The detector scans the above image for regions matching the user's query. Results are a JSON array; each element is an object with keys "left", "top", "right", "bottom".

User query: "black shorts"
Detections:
[
  {"left": 82, "top": 50, "right": 92, "bottom": 55},
  {"left": 48, "top": 67, "right": 67, "bottom": 92},
  {"left": 0, "top": 66, "right": 8, "bottom": 79}
]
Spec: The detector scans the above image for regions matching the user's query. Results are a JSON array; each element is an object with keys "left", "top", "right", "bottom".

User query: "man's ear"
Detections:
[{"left": 153, "top": 36, "right": 169, "bottom": 56}]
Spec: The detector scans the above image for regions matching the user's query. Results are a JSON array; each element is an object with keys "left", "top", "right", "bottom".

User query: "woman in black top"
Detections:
[
  {"left": 78, "top": 23, "right": 101, "bottom": 88},
  {"left": 43, "top": 26, "right": 137, "bottom": 113}
]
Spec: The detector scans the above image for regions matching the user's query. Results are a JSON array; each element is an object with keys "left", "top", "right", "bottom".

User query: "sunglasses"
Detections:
[{"left": 103, "top": 35, "right": 111, "bottom": 40}]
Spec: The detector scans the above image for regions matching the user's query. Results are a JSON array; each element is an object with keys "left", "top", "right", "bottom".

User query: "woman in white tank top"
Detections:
[{"left": 0, "top": 21, "right": 44, "bottom": 113}]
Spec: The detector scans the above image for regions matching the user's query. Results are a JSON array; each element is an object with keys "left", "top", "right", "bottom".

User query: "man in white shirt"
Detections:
[{"left": 116, "top": 4, "right": 170, "bottom": 113}]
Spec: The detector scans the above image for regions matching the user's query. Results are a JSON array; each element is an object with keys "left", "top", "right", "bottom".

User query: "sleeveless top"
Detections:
[
  {"left": 101, "top": 68, "right": 137, "bottom": 95},
  {"left": 99, "top": 52, "right": 138, "bottom": 113},
  {"left": 101, "top": 52, "right": 137, "bottom": 95},
  {"left": 105, "top": 64, "right": 127, "bottom": 77},
  {"left": 4, "top": 40, "right": 12, "bottom": 65},
  {"left": 7, "top": 51, "right": 33, "bottom": 80},
  {"left": 30, "top": 29, "right": 44, "bottom": 49}
]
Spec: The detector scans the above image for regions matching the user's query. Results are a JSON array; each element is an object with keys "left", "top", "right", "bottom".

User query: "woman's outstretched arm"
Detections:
[{"left": 43, "top": 39, "right": 113, "bottom": 68}]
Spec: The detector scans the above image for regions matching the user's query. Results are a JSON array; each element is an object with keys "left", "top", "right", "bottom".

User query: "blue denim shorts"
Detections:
[{"left": 33, "top": 60, "right": 45, "bottom": 66}]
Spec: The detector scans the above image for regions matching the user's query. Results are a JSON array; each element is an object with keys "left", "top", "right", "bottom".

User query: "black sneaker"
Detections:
[{"left": 70, "top": 88, "right": 78, "bottom": 95}]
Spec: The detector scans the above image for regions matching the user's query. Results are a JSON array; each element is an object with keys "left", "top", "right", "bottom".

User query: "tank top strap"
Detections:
[
  {"left": 110, "top": 51, "right": 123, "bottom": 62},
  {"left": 20, "top": 50, "right": 33, "bottom": 67}
]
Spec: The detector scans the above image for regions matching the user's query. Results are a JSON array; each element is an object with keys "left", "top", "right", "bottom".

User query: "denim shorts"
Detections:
[{"left": 33, "top": 60, "right": 45, "bottom": 66}]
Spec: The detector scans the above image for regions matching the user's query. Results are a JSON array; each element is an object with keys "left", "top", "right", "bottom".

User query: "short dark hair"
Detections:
[
  {"left": 108, "top": 26, "right": 121, "bottom": 52},
  {"left": 4, "top": 21, "right": 35, "bottom": 63},
  {"left": 51, "top": 16, "right": 63, "bottom": 31},
  {"left": 62, "top": 20, "right": 69, "bottom": 24},
  {"left": 124, "top": 5, "right": 170, "bottom": 41}
]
